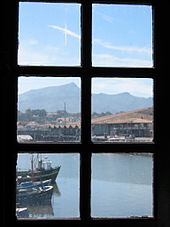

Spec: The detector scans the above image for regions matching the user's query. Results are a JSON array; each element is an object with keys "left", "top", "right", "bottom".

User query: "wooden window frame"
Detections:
[{"left": 2, "top": 0, "right": 170, "bottom": 227}]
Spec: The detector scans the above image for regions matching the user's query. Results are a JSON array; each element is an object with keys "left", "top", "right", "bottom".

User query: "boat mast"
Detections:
[
  {"left": 64, "top": 102, "right": 66, "bottom": 136},
  {"left": 31, "top": 154, "right": 35, "bottom": 181},
  {"left": 64, "top": 102, "right": 66, "bottom": 127}
]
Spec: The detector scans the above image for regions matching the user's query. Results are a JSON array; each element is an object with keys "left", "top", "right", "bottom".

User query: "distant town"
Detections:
[{"left": 17, "top": 107, "right": 153, "bottom": 143}]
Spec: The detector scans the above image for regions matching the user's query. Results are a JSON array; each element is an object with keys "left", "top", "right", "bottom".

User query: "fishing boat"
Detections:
[
  {"left": 17, "top": 179, "right": 51, "bottom": 190},
  {"left": 16, "top": 207, "right": 29, "bottom": 218},
  {"left": 16, "top": 185, "right": 54, "bottom": 204},
  {"left": 17, "top": 155, "right": 61, "bottom": 183}
]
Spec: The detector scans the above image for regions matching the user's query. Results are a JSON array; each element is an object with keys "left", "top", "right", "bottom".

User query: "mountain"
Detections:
[
  {"left": 18, "top": 82, "right": 153, "bottom": 113},
  {"left": 18, "top": 83, "right": 80, "bottom": 113},
  {"left": 92, "top": 92, "right": 153, "bottom": 113}
]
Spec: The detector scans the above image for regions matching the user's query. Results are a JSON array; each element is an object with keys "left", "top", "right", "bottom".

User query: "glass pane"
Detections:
[
  {"left": 16, "top": 153, "right": 80, "bottom": 219},
  {"left": 92, "top": 4, "right": 153, "bottom": 67},
  {"left": 17, "top": 77, "right": 81, "bottom": 143},
  {"left": 18, "top": 3, "right": 81, "bottom": 66},
  {"left": 92, "top": 153, "right": 153, "bottom": 218},
  {"left": 91, "top": 78, "right": 153, "bottom": 143}
]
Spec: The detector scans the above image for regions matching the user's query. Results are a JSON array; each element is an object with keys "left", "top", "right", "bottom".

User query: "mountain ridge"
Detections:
[{"left": 18, "top": 82, "right": 153, "bottom": 113}]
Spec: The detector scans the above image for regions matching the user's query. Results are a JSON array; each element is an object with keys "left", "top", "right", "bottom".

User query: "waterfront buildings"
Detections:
[{"left": 17, "top": 107, "right": 153, "bottom": 142}]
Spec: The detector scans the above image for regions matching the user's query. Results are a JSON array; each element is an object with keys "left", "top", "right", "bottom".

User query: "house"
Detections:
[{"left": 91, "top": 107, "right": 153, "bottom": 139}]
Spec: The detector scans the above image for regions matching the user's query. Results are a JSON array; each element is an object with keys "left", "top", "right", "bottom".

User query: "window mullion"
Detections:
[
  {"left": 80, "top": 1, "right": 92, "bottom": 144},
  {"left": 80, "top": 1, "right": 92, "bottom": 221},
  {"left": 81, "top": 2, "right": 92, "bottom": 68}
]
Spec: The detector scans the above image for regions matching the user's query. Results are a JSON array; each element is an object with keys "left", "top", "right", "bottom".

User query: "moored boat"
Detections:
[
  {"left": 16, "top": 185, "right": 54, "bottom": 204},
  {"left": 17, "top": 179, "right": 51, "bottom": 190},
  {"left": 17, "top": 155, "right": 61, "bottom": 183},
  {"left": 16, "top": 207, "right": 29, "bottom": 218}
]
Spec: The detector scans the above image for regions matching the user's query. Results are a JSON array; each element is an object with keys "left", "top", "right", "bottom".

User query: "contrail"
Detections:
[{"left": 49, "top": 25, "right": 80, "bottom": 39}]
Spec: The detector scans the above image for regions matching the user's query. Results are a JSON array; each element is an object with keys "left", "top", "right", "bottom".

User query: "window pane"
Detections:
[
  {"left": 91, "top": 78, "right": 153, "bottom": 143},
  {"left": 17, "top": 77, "right": 81, "bottom": 143},
  {"left": 92, "top": 153, "right": 153, "bottom": 218},
  {"left": 16, "top": 153, "right": 80, "bottom": 219},
  {"left": 18, "top": 3, "right": 81, "bottom": 66},
  {"left": 92, "top": 4, "right": 153, "bottom": 67}
]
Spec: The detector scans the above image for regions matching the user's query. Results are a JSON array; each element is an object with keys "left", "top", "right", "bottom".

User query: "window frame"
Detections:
[{"left": 2, "top": 0, "right": 170, "bottom": 226}]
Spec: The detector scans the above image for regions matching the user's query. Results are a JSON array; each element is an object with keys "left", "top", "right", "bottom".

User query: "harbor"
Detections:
[
  {"left": 16, "top": 153, "right": 153, "bottom": 218},
  {"left": 16, "top": 154, "right": 61, "bottom": 217},
  {"left": 16, "top": 153, "right": 80, "bottom": 218}
]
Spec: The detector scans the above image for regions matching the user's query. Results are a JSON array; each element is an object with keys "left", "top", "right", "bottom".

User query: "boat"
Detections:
[
  {"left": 16, "top": 207, "right": 29, "bottom": 218},
  {"left": 17, "top": 155, "right": 61, "bottom": 183},
  {"left": 16, "top": 185, "right": 54, "bottom": 204},
  {"left": 17, "top": 179, "right": 51, "bottom": 190},
  {"left": 107, "top": 136, "right": 126, "bottom": 142}
]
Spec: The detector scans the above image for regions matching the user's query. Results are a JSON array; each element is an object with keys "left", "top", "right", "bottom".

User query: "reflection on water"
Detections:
[
  {"left": 16, "top": 153, "right": 80, "bottom": 219},
  {"left": 16, "top": 153, "right": 153, "bottom": 219},
  {"left": 53, "top": 182, "right": 61, "bottom": 196},
  {"left": 26, "top": 201, "right": 54, "bottom": 218},
  {"left": 92, "top": 153, "right": 153, "bottom": 218},
  {"left": 23, "top": 182, "right": 60, "bottom": 218},
  {"left": 92, "top": 153, "right": 152, "bottom": 185}
]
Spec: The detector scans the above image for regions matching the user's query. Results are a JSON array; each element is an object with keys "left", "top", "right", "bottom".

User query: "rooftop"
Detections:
[{"left": 91, "top": 107, "right": 153, "bottom": 125}]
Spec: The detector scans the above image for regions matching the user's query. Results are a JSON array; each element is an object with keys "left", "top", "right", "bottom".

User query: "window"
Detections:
[
  {"left": 17, "top": 77, "right": 81, "bottom": 143},
  {"left": 92, "top": 4, "right": 153, "bottom": 67},
  {"left": 18, "top": 2, "right": 81, "bottom": 66},
  {"left": 92, "top": 153, "right": 153, "bottom": 218},
  {"left": 91, "top": 78, "right": 153, "bottom": 143},
  {"left": 2, "top": 0, "right": 170, "bottom": 226},
  {"left": 16, "top": 153, "right": 80, "bottom": 218}
]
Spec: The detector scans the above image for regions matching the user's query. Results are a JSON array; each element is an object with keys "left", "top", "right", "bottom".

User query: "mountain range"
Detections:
[{"left": 18, "top": 82, "right": 153, "bottom": 113}]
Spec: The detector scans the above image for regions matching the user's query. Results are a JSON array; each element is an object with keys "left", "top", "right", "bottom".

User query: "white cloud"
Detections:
[
  {"left": 49, "top": 25, "right": 80, "bottom": 39},
  {"left": 18, "top": 43, "right": 80, "bottom": 66},
  {"left": 28, "top": 39, "right": 39, "bottom": 45},
  {"left": 93, "top": 39, "right": 152, "bottom": 55},
  {"left": 18, "top": 44, "right": 59, "bottom": 66},
  {"left": 93, "top": 53, "right": 152, "bottom": 67},
  {"left": 96, "top": 12, "right": 114, "bottom": 23}
]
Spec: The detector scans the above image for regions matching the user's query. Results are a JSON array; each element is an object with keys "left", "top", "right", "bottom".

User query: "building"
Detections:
[
  {"left": 17, "top": 124, "right": 81, "bottom": 142},
  {"left": 17, "top": 107, "right": 153, "bottom": 142},
  {"left": 91, "top": 107, "right": 153, "bottom": 141}
]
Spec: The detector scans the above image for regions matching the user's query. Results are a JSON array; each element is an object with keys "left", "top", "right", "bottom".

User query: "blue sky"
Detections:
[
  {"left": 18, "top": 3, "right": 153, "bottom": 97},
  {"left": 18, "top": 3, "right": 81, "bottom": 65},
  {"left": 92, "top": 4, "right": 152, "bottom": 67}
]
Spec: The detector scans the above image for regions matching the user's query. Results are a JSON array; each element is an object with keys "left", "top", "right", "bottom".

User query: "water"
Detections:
[
  {"left": 16, "top": 153, "right": 153, "bottom": 219},
  {"left": 92, "top": 153, "right": 153, "bottom": 218},
  {"left": 17, "top": 153, "right": 80, "bottom": 218}
]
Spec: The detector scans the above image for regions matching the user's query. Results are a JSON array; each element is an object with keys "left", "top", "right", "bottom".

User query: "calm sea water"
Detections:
[
  {"left": 16, "top": 153, "right": 153, "bottom": 219},
  {"left": 92, "top": 153, "right": 153, "bottom": 218}
]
